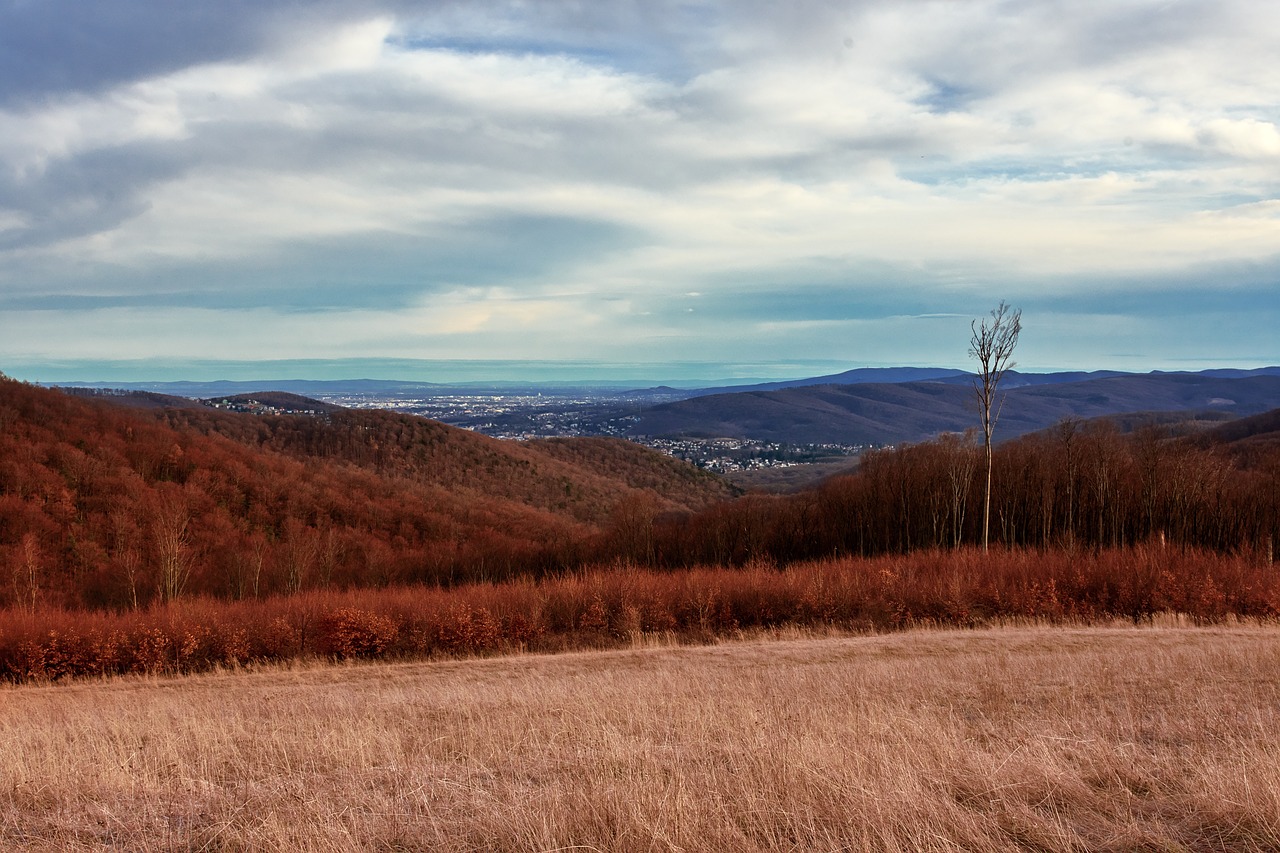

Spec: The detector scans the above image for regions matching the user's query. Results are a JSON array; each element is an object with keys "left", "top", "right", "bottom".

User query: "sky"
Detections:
[{"left": 1, "top": 0, "right": 1278, "bottom": 385}]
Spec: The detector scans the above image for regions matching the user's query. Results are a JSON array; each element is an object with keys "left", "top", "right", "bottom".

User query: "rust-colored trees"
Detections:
[{"left": 2, "top": 375, "right": 1279, "bottom": 617}]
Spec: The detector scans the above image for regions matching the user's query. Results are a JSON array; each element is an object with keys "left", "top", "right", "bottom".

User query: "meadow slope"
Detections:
[{"left": 4, "top": 624, "right": 1279, "bottom": 851}]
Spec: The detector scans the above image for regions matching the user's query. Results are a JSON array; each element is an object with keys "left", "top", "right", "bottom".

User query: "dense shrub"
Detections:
[
  {"left": 316, "top": 608, "right": 399, "bottom": 659},
  {"left": 3, "top": 546, "right": 1276, "bottom": 683}
]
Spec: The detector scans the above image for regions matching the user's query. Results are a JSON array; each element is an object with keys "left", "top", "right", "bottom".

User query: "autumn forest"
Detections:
[{"left": 2, "top": 375, "right": 1278, "bottom": 681}]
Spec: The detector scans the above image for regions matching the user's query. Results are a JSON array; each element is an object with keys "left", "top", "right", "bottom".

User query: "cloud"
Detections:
[
  {"left": 0, "top": 0, "right": 390, "bottom": 106},
  {"left": 1, "top": 0, "right": 1278, "bottom": 377}
]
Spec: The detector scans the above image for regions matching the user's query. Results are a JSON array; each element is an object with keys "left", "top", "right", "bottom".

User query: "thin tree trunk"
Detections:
[{"left": 983, "top": 439, "right": 993, "bottom": 553}]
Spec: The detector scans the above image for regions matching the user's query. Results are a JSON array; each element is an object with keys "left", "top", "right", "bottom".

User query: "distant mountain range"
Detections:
[
  {"left": 47, "top": 365, "right": 1280, "bottom": 448},
  {"left": 51, "top": 377, "right": 676, "bottom": 400},
  {"left": 685, "top": 367, "right": 972, "bottom": 396},
  {"left": 48, "top": 365, "right": 1280, "bottom": 397},
  {"left": 626, "top": 371, "right": 1280, "bottom": 446}
]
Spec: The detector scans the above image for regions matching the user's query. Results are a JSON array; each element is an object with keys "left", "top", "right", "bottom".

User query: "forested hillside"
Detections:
[
  {"left": 0, "top": 379, "right": 730, "bottom": 609},
  {"left": 639, "top": 416, "right": 1280, "bottom": 566},
  {"left": 155, "top": 404, "right": 733, "bottom": 523},
  {"left": 4, "top": 374, "right": 1280, "bottom": 682}
]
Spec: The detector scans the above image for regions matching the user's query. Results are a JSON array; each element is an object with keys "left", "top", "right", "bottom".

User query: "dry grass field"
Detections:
[{"left": 3, "top": 622, "right": 1280, "bottom": 852}]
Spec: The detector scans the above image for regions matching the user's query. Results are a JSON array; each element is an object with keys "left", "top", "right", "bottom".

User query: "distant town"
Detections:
[{"left": 322, "top": 392, "right": 865, "bottom": 474}]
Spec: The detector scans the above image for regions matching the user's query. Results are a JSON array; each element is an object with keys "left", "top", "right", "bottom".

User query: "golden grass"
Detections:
[{"left": 4, "top": 624, "right": 1280, "bottom": 851}]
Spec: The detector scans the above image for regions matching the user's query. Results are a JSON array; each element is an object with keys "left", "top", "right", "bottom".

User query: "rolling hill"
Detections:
[
  {"left": 154, "top": 402, "right": 733, "bottom": 523},
  {"left": 627, "top": 374, "right": 1280, "bottom": 446},
  {"left": 0, "top": 378, "right": 733, "bottom": 608},
  {"left": 687, "top": 367, "right": 971, "bottom": 396}
]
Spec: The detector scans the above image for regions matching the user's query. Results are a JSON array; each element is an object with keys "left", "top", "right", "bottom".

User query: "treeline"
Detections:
[
  {"left": 3, "top": 547, "right": 1275, "bottom": 682},
  {"left": 627, "top": 420, "right": 1280, "bottom": 567}
]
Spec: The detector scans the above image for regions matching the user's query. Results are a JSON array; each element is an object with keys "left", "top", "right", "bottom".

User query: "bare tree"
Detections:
[
  {"left": 940, "top": 430, "right": 979, "bottom": 548},
  {"left": 152, "top": 489, "right": 192, "bottom": 602},
  {"left": 969, "top": 301, "right": 1022, "bottom": 553},
  {"left": 11, "top": 533, "right": 42, "bottom": 613}
]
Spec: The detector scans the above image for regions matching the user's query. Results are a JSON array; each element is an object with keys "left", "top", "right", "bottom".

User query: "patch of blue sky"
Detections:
[
  {"left": 387, "top": 33, "right": 692, "bottom": 81},
  {"left": 915, "top": 79, "right": 978, "bottom": 114},
  {"left": 898, "top": 157, "right": 1156, "bottom": 187},
  {"left": 392, "top": 34, "right": 617, "bottom": 64}
]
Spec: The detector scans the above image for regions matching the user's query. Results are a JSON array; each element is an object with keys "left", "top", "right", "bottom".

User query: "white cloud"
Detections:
[
  {"left": 1197, "top": 118, "right": 1280, "bottom": 160},
  {"left": 2, "top": 0, "right": 1279, "bottom": 373}
]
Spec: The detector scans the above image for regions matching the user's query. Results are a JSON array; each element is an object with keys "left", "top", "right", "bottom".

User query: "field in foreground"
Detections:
[{"left": 4, "top": 624, "right": 1280, "bottom": 852}]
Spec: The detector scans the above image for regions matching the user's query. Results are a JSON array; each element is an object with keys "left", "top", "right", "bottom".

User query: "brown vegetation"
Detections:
[
  {"left": 2, "top": 546, "right": 1276, "bottom": 682},
  {"left": 3, "top": 374, "right": 1280, "bottom": 680},
  {"left": 6, "top": 374, "right": 1280, "bottom": 848},
  {"left": 5, "top": 624, "right": 1279, "bottom": 851},
  {"left": 156, "top": 398, "right": 734, "bottom": 523},
  {"left": 647, "top": 417, "right": 1280, "bottom": 567},
  {"left": 4, "top": 376, "right": 1279, "bottom": 614},
  {"left": 0, "top": 378, "right": 730, "bottom": 609}
]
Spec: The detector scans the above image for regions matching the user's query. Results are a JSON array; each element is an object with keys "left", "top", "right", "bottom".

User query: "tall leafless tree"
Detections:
[
  {"left": 969, "top": 301, "right": 1022, "bottom": 553},
  {"left": 941, "top": 430, "right": 979, "bottom": 548},
  {"left": 153, "top": 488, "right": 192, "bottom": 602}
]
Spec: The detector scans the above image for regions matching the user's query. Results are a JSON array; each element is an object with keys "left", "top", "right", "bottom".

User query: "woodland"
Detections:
[{"left": 1, "top": 374, "right": 1278, "bottom": 681}]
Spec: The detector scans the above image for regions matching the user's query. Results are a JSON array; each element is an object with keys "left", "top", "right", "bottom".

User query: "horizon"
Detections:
[{"left": 9, "top": 357, "right": 1280, "bottom": 392}]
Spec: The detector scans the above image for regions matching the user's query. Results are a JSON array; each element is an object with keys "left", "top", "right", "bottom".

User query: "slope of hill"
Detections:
[
  {"left": 1198, "top": 406, "right": 1280, "bottom": 462},
  {"left": 0, "top": 378, "right": 731, "bottom": 609},
  {"left": 1179, "top": 367, "right": 1280, "bottom": 379},
  {"left": 928, "top": 367, "right": 1280, "bottom": 389},
  {"left": 56, "top": 387, "right": 208, "bottom": 410},
  {"left": 1203, "top": 407, "right": 1280, "bottom": 445},
  {"left": 155, "top": 405, "right": 735, "bottom": 523},
  {"left": 689, "top": 367, "right": 971, "bottom": 396},
  {"left": 930, "top": 369, "right": 1132, "bottom": 388},
  {"left": 628, "top": 375, "right": 1280, "bottom": 445},
  {"left": 521, "top": 436, "right": 738, "bottom": 506},
  {"left": 691, "top": 366, "right": 1280, "bottom": 398},
  {"left": 201, "top": 391, "right": 345, "bottom": 414}
]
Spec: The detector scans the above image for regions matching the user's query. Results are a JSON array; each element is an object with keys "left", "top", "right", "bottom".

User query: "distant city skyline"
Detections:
[{"left": 2, "top": 1, "right": 1278, "bottom": 382}]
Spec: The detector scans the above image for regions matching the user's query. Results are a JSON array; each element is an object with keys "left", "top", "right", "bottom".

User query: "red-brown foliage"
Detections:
[
  {"left": 646, "top": 419, "right": 1280, "bottom": 567},
  {"left": 0, "top": 378, "right": 731, "bottom": 609},
  {"left": 3, "top": 546, "right": 1275, "bottom": 683},
  {"left": 4, "top": 375, "right": 1280, "bottom": 683}
]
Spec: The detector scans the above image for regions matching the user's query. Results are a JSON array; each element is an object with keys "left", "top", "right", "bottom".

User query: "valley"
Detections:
[{"left": 71, "top": 365, "right": 1279, "bottom": 487}]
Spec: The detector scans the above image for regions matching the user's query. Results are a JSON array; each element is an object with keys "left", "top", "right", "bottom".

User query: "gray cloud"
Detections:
[
  {"left": 0, "top": 212, "right": 644, "bottom": 309},
  {"left": 0, "top": 0, "right": 721, "bottom": 107},
  {"left": 0, "top": 0, "right": 297, "bottom": 106},
  {"left": 0, "top": 139, "right": 194, "bottom": 250}
]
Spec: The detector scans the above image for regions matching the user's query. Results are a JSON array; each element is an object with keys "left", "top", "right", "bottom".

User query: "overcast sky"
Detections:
[{"left": 1, "top": 0, "right": 1278, "bottom": 383}]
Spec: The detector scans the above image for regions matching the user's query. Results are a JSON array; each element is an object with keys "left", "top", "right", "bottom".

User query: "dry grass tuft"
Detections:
[{"left": 3, "top": 624, "right": 1280, "bottom": 851}]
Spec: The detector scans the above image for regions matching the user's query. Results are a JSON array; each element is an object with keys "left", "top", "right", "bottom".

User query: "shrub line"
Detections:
[{"left": 2, "top": 545, "right": 1274, "bottom": 684}]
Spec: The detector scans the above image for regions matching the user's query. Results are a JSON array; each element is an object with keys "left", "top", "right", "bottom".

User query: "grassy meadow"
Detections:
[{"left": 4, "top": 622, "right": 1280, "bottom": 851}]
